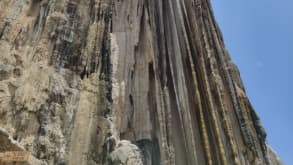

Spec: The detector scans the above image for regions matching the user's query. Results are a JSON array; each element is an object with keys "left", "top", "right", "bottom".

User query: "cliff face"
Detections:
[{"left": 0, "top": 0, "right": 283, "bottom": 165}]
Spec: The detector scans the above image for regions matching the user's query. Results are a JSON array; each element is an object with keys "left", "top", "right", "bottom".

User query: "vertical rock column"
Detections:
[
  {"left": 110, "top": 0, "right": 275, "bottom": 165},
  {"left": 0, "top": 0, "right": 284, "bottom": 165}
]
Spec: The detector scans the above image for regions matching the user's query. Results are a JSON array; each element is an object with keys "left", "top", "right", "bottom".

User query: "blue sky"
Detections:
[{"left": 211, "top": 1, "right": 293, "bottom": 164}]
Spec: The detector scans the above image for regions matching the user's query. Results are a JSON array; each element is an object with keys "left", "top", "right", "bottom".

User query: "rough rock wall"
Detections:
[{"left": 0, "top": 0, "right": 283, "bottom": 165}]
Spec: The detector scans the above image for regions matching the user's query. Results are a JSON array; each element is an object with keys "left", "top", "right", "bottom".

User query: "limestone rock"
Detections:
[
  {"left": 0, "top": 128, "right": 47, "bottom": 165},
  {"left": 0, "top": 0, "right": 283, "bottom": 164},
  {"left": 106, "top": 140, "right": 144, "bottom": 165}
]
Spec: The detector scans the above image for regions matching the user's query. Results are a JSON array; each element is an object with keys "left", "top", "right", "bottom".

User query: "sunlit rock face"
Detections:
[{"left": 0, "top": 0, "right": 283, "bottom": 165}]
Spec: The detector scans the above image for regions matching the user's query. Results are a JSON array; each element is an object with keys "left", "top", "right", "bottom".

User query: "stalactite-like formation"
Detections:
[{"left": 0, "top": 0, "right": 283, "bottom": 165}]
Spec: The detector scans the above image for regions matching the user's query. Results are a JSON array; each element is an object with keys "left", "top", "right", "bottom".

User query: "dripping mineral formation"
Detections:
[{"left": 0, "top": 0, "right": 283, "bottom": 165}]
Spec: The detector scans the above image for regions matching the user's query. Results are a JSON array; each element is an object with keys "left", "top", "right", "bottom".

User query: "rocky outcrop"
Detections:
[
  {"left": 0, "top": 0, "right": 283, "bottom": 164},
  {"left": 0, "top": 128, "right": 46, "bottom": 164}
]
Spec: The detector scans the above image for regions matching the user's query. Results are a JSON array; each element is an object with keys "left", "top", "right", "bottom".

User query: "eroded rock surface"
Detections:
[{"left": 0, "top": 0, "right": 283, "bottom": 164}]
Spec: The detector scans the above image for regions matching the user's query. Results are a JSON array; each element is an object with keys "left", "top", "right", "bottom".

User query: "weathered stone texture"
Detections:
[{"left": 0, "top": 0, "right": 283, "bottom": 165}]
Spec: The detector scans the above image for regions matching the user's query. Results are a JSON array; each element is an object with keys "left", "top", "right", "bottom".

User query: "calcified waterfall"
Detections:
[{"left": 0, "top": 0, "right": 283, "bottom": 165}]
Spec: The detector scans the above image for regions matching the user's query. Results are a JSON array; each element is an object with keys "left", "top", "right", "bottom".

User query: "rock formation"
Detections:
[{"left": 0, "top": 0, "right": 283, "bottom": 164}]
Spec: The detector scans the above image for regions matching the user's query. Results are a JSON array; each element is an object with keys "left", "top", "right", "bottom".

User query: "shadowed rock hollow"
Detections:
[{"left": 0, "top": 0, "right": 283, "bottom": 164}]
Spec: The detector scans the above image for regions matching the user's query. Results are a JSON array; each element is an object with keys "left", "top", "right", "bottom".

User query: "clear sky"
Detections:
[{"left": 211, "top": 1, "right": 293, "bottom": 164}]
